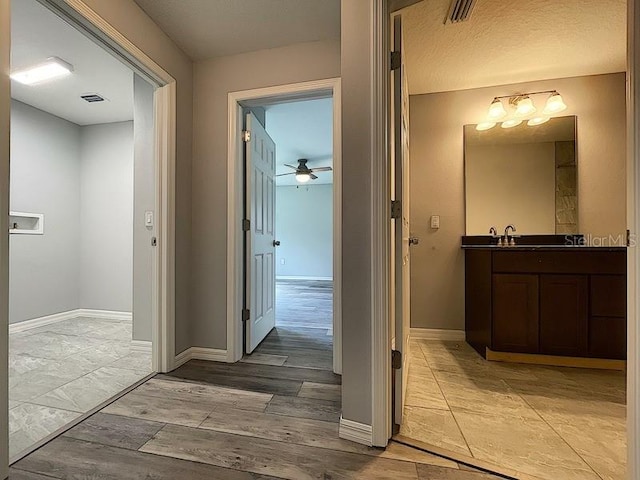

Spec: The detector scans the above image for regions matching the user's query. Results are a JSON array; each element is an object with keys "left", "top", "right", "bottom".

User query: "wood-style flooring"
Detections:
[{"left": 11, "top": 280, "right": 502, "bottom": 479}]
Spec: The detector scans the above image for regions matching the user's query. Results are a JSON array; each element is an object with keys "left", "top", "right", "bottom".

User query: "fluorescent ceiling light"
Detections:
[{"left": 11, "top": 57, "right": 74, "bottom": 85}]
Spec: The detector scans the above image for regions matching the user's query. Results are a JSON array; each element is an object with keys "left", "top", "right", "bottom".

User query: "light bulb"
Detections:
[
  {"left": 487, "top": 99, "right": 507, "bottom": 120},
  {"left": 476, "top": 122, "right": 496, "bottom": 131},
  {"left": 501, "top": 119, "right": 522, "bottom": 129},
  {"left": 527, "top": 116, "right": 550, "bottom": 126},
  {"left": 514, "top": 96, "right": 536, "bottom": 117},
  {"left": 296, "top": 173, "right": 311, "bottom": 183},
  {"left": 543, "top": 92, "right": 567, "bottom": 115}
]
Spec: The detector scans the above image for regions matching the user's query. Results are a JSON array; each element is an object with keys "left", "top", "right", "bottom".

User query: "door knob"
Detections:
[
  {"left": 273, "top": 240, "right": 281, "bottom": 247},
  {"left": 409, "top": 236, "right": 419, "bottom": 246}
]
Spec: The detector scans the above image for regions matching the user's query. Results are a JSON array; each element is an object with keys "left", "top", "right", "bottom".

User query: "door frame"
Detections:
[
  {"left": 371, "top": 0, "right": 640, "bottom": 472},
  {"left": 10, "top": 0, "right": 177, "bottom": 373},
  {"left": 227, "top": 78, "right": 342, "bottom": 374}
]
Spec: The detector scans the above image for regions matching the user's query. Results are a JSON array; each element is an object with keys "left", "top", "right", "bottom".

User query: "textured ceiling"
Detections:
[
  {"left": 404, "top": 0, "right": 627, "bottom": 95},
  {"left": 265, "top": 98, "right": 333, "bottom": 186},
  {"left": 11, "top": 0, "right": 134, "bottom": 125},
  {"left": 133, "top": 0, "right": 340, "bottom": 60}
]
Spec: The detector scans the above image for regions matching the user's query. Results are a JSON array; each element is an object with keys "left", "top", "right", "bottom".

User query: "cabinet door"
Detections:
[
  {"left": 492, "top": 274, "right": 539, "bottom": 353},
  {"left": 539, "top": 275, "right": 588, "bottom": 357}
]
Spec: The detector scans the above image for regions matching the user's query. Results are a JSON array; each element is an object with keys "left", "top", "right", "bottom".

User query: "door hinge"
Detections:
[
  {"left": 242, "top": 219, "right": 251, "bottom": 231},
  {"left": 242, "top": 309, "right": 250, "bottom": 322},
  {"left": 242, "top": 130, "right": 251, "bottom": 142},
  {"left": 391, "top": 51, "right": 401, "bottom": 70},
  {"left": 391, "top": 200, "right": 402, "bottom": 219},
  {"left": 392, "top": 350, "right": 402, "bottom": 369}
]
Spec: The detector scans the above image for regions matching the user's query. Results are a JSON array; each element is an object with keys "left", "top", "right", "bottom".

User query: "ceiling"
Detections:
[
  {"left": 265, "top": 98, "right": 333, "bottom": 186},
  {"left": 11, "top": 0, "right": 134, "bottom": 125},
  {"left": 403, "top": 0, "right": 627, "bottom": 95},
  {"left": 133, "top": 0, "right": 341, "bottom": 61}
]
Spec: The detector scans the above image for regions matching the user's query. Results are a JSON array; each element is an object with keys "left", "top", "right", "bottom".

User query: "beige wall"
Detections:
[
  {"left": 0, "top": 0, "right": 9, "bottom": 474},
  {"left": 466, "top": 142, "right": 556, "bottom": 235},
  {"left": 191, "top": 40, "right": 340, "bottom": 350},
  {"left": 409, "top": 73, "right": 627, "bottom": 330},
  {"left": 80, "top": 0, "right": 194, "bottom": 353}
]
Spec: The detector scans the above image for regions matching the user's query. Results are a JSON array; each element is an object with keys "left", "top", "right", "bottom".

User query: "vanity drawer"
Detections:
[{"left": 492, "top": 250, "right": 626, "bottom": 275}]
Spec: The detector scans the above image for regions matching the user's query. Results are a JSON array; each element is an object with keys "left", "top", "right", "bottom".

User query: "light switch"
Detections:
[
  {"left": 145, "top": 211, "right": 154, "bottom": 228},
  {"left": 430, "top": 215, "right": 440, "bottom": 229}
]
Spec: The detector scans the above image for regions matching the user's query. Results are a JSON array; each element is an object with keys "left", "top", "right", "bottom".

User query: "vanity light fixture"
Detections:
[
  {"left": 543, "top": 91, "right": 568, "bottom": 115},
  {"left": 475, "top": 121, "right": 496, "bottom": 131},
  {"left": 513, "top": 95, "right": 537, "bottom": 117},
  {"left": 501, "top": 119, "right": 522, "bottom": 129},
  {"left": 527, "top": 116, "right": 550, "bottom": 126},
  {"left": 487, "top": 98, "right": 507, "bottom": 120},
  {"left": 10, "top": 57, "right": 74, "bottom": 85}
]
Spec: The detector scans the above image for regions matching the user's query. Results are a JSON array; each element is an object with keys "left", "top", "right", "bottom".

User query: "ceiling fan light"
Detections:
[
  {"left": 296, "top": 172, "right": 311, "bottom": 183},
  {"left": 487, "top": 98, "right": 507, "bottom": 120},
  {"left": 543, "top": 92, "right": 567, "bottom": 115},
  {"left": 476, "top": 121, "right": 496, "bottom": 131},
  {"left": 514, "top": 96, "right": 536, "bottom": 117}
]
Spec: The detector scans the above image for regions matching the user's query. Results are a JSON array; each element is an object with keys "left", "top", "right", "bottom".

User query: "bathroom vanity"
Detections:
[{"left": 464, "top": 244, "right": 626, "bottom": 362}]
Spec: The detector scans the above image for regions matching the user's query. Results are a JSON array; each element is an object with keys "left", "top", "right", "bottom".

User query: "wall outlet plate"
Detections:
[{"left": 430, "top": 215, "right": 440, "bottom": 229}]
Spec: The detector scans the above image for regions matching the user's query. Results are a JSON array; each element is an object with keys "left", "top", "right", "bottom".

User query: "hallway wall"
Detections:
[{"left": 191, "top": 39, "right": 340, "bottom": 350}]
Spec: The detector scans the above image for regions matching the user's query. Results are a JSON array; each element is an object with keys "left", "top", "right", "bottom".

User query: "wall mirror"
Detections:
[{"left": 464, "top": 115, "right": 577, "bottom": 235}]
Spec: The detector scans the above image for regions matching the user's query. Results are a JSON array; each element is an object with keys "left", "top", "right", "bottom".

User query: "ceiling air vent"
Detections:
[
  {"left": 444, "top": 0, "right": 477, "bottom": 24},
  {"left": 80, "top": 93, "right": 105, "bottom": 103}
]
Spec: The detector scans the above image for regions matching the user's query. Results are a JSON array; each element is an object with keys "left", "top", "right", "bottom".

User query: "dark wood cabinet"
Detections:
[
  {"left": 492, "top": 274, "right": 539, "bottom": 353},
  {"left": 464, "top": 247, "right": 626, "bottom": 360}
]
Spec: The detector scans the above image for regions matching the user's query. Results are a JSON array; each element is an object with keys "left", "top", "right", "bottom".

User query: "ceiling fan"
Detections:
[{"left": 275, "top": 159, "right": 332, "bottom": 183}]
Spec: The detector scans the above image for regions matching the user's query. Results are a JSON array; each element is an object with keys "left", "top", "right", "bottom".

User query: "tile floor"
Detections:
[
  {"left": 401, "top": 338, "right": 627, "bottom": 480},
  {"left": 9, "top": 316, "right": 152, "bottom": 459}
]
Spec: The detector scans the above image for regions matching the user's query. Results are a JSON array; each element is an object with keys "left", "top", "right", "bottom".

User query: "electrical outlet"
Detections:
[{"left": 430, "top": 215, "right": 440, "bottom": 229}]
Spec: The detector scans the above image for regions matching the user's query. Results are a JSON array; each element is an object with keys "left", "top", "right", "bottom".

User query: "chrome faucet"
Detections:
[{"left": 504, "top": 224, "right": 516, "bottom": 246}]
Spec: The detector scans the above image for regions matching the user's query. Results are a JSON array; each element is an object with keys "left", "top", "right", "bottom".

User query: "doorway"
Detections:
[
  {"left": 5, "top": 0, "right": 176, "bottom": 464},
  {"left": 226, "top": 79, "right": 342, "bottom": 374}
]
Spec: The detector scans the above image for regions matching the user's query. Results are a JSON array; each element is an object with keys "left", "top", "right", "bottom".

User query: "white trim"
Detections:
[
  {"left": 174, "top": 347, "right": 229, "bottom": 368},
  {"left": 410, "top": 328, "right": 466, "bottom": 342},
  {"left": 276, "top": 276, "right": 333, "bottom": 281},
  {"left": 227, "top": 78, "right": 343, "bottom": 374},
  {"left": 339, "top": 416, "right": 373, "bottom": 446},
  {"left": 9, "top": 309, "right": 132, "bottom": 333},
  {"left": 628, "top": 0, "right": 640, "bottom": 477},
  {"left": 371, "top": 0, "right": 391, "bottom": 448},
  {"left": 131, "top": 340, "right": 153, "bottom": 354}
]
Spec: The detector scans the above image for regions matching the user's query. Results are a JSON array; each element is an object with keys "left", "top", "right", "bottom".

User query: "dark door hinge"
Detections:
[
  {"left": 242, "top": 130, "right": 251, "bottom": 142},
  {"left": 392, "top": 350, "right": 402, "bottom": 369},
  {"left": 242, "top": 309, "right": 250, "bottom": 322},
  {"left": 391, "top": 200, "right": 402, "bottom": 219},
  {"left": 242, "top": 219, "right": 251, "bottom": 231},
  {"left": 627, "top": 229, "right": 631, "bottom": 247},
  {"left": 391, "top": 51, "right": 401, "bottom": 70}
]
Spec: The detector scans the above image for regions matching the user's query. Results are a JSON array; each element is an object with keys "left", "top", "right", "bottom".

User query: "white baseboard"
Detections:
[
  {"left": 9, "top": 308, "right": 133, "bottom": 333},
  {"left": 131, "top": 340, "right": 152, "bottom": 354},
  {"left": 174, "top": 347, "right": 229, "bottom": 368},
  {"left": 276, "top": 276, "right": 333, "bottom": 281},
  {"left": 410, "top": 328, "right": 466, "bottom": 341},
  {"left": 76, "top": 309, "right": 132, "bottom": 321},
  {"left": 339, "top": 417, "right": 373, "bottom": 446}
]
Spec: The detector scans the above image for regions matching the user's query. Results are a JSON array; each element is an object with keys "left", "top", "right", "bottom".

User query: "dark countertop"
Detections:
[{"left": 462, "top": 245, "right": 627, "bottom": 251}]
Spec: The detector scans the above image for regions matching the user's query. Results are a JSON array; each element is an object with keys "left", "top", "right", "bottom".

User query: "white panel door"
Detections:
[
  {"left": 245, "top": 112, "right": 277, "bottom": 353},
  {"left": 393, "top": 13, "right": 412, "bottom": 427}
]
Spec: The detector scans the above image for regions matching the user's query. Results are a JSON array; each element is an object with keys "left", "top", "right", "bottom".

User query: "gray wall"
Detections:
[
  {"left": 9, "top": 100, "right": 81, "bottom": 323},
  {"left": 133, "top": 74, "right": 155, "bottom": 341},
  {"left": 340, "top": 0, "right": 374, "bottom": 426},
  {"left": 79, "top": 121, "right": 134, "bottom": 312},
  {"left": 275, "top": 185, "right": 333, "bottom": 279},
  {"left": 191, "top": 39, "right": 340, "bottom": 350},
  {"left": 1, "top": 0, "right": 12, "bottom": 473}
]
